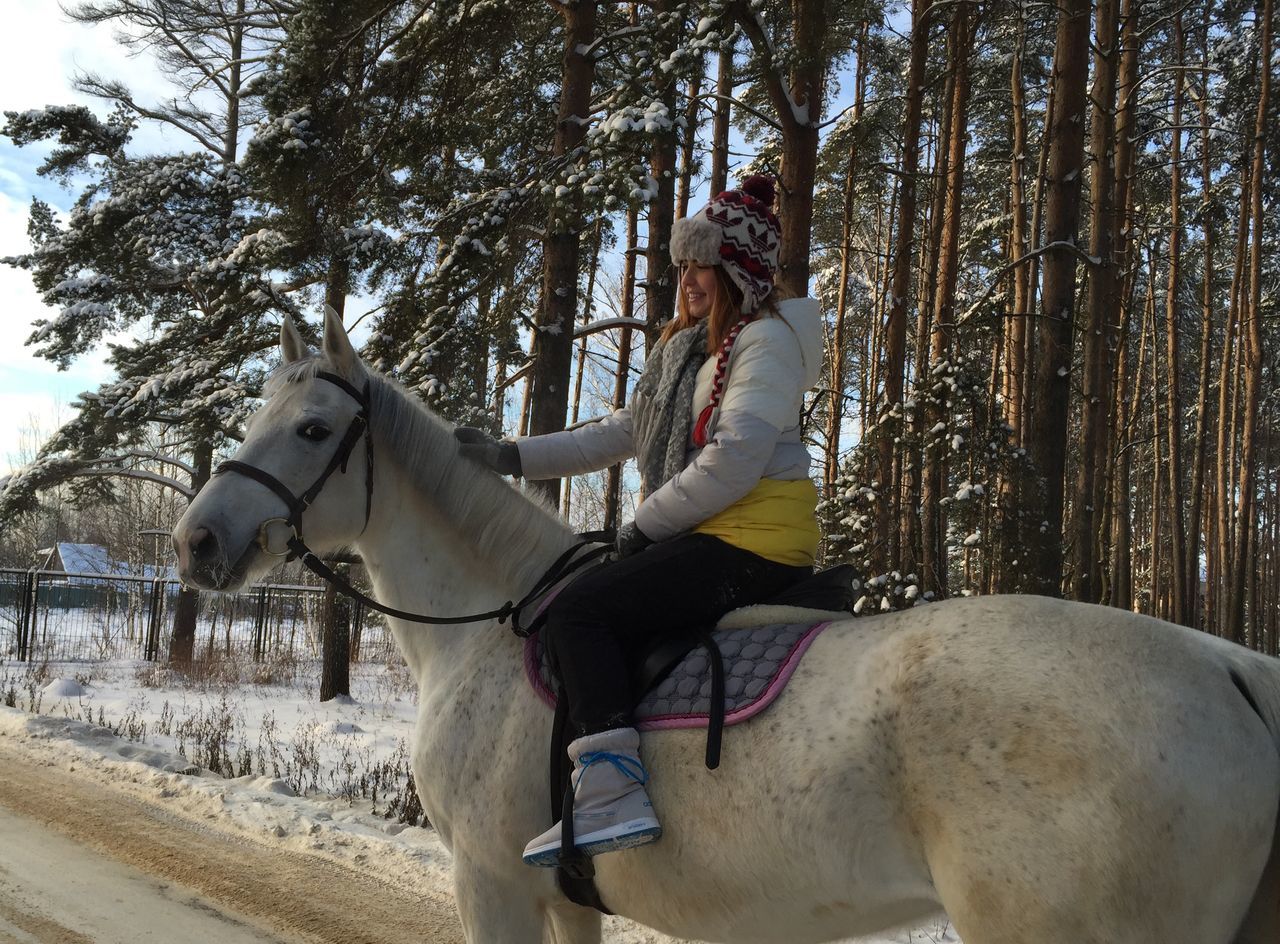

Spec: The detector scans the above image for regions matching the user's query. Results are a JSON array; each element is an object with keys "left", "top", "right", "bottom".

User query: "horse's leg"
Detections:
[
  {"left": 452, "top": 860, "right": 547, "bottom": 944},
  {"left": 1234, "top": 813, "right": 1280, "bottom": 943},
  {"left": 544, "top": 901, "right": 602, "bottom": 944}
]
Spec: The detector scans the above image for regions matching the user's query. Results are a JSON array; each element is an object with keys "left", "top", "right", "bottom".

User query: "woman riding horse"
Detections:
[{"left": 455, "top": 175, "right": 823, "bottom": 866}]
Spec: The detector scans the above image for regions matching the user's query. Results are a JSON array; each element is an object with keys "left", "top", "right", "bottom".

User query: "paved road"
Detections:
[{"left": 0, "top": 742, "right": 465, "bottom": 944}]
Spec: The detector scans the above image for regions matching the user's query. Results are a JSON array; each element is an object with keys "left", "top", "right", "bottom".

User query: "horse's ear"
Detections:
[
  {"left": 280, "top": 315, "right": 308, "bottom": 364},
  {"left": 322, "top": 304, "right": 358, "bottom": 374}
]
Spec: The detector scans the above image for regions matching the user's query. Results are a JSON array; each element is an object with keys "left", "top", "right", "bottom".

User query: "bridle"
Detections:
[
  {"left": 213, "top": 370, "right": 609, "bottom": 632},
  {"left": 216, "top": 371, "right": 374, "bottom": 558}
]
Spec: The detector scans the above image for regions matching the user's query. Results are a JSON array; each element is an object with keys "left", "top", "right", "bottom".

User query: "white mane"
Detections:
[{"left": 268, "top": 357, "right": 577, "bottom": 594}]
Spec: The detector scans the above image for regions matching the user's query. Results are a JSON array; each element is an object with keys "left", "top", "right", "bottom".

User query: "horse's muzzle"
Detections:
[{"left": 173, "top": 520, "right": 237, "bottom": 590}]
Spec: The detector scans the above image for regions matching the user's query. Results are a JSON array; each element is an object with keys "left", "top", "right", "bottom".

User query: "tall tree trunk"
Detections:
[
  {"left": 1004, "top": 4, "right": 1030, "bottom": 447},
  {"left": 710, "top": 39, "right": 733, "bottom": 197},
  {"left": 676, "top": 67, "right": 703, "bottom": 220},
  {"left": 1030, "top": 0, "right": 1091, "bottom": 595},
  {"left": 995, "top": 3, "right": 1031, "bottom": 593},
  {"left": 169, "top": 439, "right": 212, "bottom": 665},
  {"left": 1110, "top": 290, "right": 1137, "bottom": 610},
  {"left": 1072, "top": 0, "right": 1121, "bottom": 603},
  {"left": 528, "top": 0, "right": 598, "bottom": 506},
  {"left": 1214, "top": 167, "right": 1251, "bottom": 633},
  {"left": 824, "top": 21, "right": 869, "bottom": 493},
  {"left": 734, "top": 0, "right": 825, "bottom": 296},
  {"left": 644, "top": 0, "right": 679, "bottom": 346},
  {"left": 1105, "top": 0, "right": 1142, "bottom": 610},
  {"left": 875, "top": 0, "right": 932, "bottom": 575},
  {"left": 1227, "top": 0, "right": 1272, "bottom": 643},
  {"left": 1162, "top": 12, "right": 1189, "bottom": 623},
  {"left": 562, "top": 223, "right": 603, "bottom": 519},
  {"left": 604, "top": 208, "right": 640, "bottom": 530},
  {"left": 222, "top": 0, "right": 245, "bottom": 164},
  {"left": 1186, "top": 4, "right": 1216, "bottom": 630},
  {"left": 905, "top": 84, "right": 951, "bottom": 584},
  {"left": 319, "top": 568, "right": 351, "bottom": 702},
  {"left": 922, "top": 1, "right": 976, "bottom": 598}
]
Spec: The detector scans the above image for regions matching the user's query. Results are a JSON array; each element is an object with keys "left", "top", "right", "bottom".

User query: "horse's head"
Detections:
[{"left": 173, "top": 306, "right": 373, "bottom": 591}]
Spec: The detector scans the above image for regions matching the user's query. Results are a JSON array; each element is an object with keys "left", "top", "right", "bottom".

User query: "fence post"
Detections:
[
  {"left": 253, "top": 586, "right": 269, "bottom": 662},
  {"left": 16, "top": 570, "right": 34, "bottom": 662},
  {"left": 145, "top": 579, "right": 164, "bottom": 661},
  {"left": 350, "top": 598, "right": 364, "bottom": 663}
]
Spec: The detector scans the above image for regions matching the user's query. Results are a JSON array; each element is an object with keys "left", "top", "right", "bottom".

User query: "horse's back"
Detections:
[
  {"left": 871, "top": 595, "right": 1280, "bottom": 943},
  {"left": 600, "top": 595, "right": 1280, "bottom": 943}
]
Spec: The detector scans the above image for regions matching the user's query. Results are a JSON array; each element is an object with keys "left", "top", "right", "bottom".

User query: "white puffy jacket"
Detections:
[{"left": 516, "top": 297, "right": 823, "bottom": 541}]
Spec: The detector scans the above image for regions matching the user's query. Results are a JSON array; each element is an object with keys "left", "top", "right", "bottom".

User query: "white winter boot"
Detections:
[{"left": 522, "top": 727, "right": 661, "bottom": 867}]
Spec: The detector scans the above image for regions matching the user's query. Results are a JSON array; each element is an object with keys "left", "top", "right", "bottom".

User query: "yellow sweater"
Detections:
[{"left": 694, "top": 478, "right": 820, "bottom": 566}]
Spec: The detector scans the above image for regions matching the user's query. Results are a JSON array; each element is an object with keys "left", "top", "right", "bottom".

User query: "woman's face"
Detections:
[{"left": 680, "top": 263, "right": 719, "bottom": 320}]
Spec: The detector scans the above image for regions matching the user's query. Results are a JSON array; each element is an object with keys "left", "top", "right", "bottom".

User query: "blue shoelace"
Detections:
[{"left": 576, "top": 750, "right": 649, "bottom": 785}]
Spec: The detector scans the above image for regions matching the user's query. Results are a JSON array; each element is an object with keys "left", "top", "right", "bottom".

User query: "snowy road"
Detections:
[
  {"left": 0, "top": 799, "right": 290, "bottom": 944},
  {"left": 0, "top": 700, "right": 955, "bottom": 944},
  {"left": 0, "top": 740, "right": 465, "bottom": 944}
]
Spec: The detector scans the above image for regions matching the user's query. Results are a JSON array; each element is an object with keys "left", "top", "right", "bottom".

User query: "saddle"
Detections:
[{"left": 530, "top": 563, "right": 856, "bottom": 914}]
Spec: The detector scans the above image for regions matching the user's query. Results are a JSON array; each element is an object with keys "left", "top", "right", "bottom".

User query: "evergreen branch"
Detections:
[
  {"left": 955, "top": 242, "right": 1100, "bottom": 327},
  {"left": 695, "top": 92, "right": 782, "bottom": 132},
  {"left": 73, "top": 74, "right": 225, "bottom": 154},
  {"left": 726, "top": 1, "right": 803, "bottom": 131},
  {"left": 86, "top": 451, "right": 197, "bottom": 477},
  {"left": 70, "top": 467, "right": 196, "bottom": 498}
]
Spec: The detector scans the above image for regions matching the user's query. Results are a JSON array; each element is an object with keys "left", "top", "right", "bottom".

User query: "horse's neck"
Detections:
[{"left": 354, "top": 441, "right": 576, "bottom": 679}]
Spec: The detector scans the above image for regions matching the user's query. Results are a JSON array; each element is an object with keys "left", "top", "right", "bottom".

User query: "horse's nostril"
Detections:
[{"left": 190, "top": 526, "right": 219, "bottom": 563}]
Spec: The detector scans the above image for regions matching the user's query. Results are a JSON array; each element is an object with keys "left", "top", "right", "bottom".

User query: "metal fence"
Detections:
[{"left": 0, "top": 568, "right": 398, "bottom": 664}]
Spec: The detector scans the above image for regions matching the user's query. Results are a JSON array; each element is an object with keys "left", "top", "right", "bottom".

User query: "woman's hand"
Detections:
[
  {"left": 454, "top": 427, "right": 522, "bottom": 476},
  {"left": 614, "top": 520, "right": 654, "bottom": 558}
]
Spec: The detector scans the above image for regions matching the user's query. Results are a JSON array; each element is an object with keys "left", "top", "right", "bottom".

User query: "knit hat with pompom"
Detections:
[{"left": 669, "top": 175, "right": 781, "bottom": 314}]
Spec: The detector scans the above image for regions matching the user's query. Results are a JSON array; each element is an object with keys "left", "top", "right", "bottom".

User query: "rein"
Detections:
[{"left": 214, "top": 370, "right": 610, "bottom": 633}]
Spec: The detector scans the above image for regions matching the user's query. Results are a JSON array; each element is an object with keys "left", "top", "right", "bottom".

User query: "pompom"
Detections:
[{"left": 740, "top": 174, "right": 777, "bottom": 208}]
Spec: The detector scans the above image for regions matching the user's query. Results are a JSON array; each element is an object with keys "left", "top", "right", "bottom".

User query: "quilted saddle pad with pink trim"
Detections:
[{"left": 523, "top": 620, "right": 833, "bottom": 731}]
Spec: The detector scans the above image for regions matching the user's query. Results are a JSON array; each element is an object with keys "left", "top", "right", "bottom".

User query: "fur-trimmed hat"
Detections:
[{"left": 670, "top": 175, "right": 781, "bottom": 314}]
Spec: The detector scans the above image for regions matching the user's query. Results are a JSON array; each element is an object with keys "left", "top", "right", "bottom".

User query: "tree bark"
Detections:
[
  {"left": 732, "top": 0, "right": 825, "bottom": 296},
  {"left": 824, "top": 21, "right": 869, "bottom": 494},
  {"left": 710, "top": 39, "right": 733, "bottom": 197},
  {"left": 874, "top": 0, "right": 932, "bottom": 575},
  {"left": 1071, "top": 0, "right": 1121, "bottom": 604},
  {"left": 319, "top": 570, "right": 351, "bottom": 702},
  {"left": 1161, "top": 12, "right": 1189, "bottom": 624},
  {"left": 644, "top": 0, "right": 680, "bottom": 347},
  {"left": 168, "top": 439, "right": 212, "bottom": 665},
  {"left": 1004, "top": 5, "right": 1030, "bottom": 448},
  {"left": 1226, "top": 0, "right": 1272, "bottom": 643},
  {"left": 922, "top": 1, "right": 976, "bottom": 598},
  {"left": 1186, "top": 4, "right": 1217, "bottom": 630},
  {"left": 1030, "top": 0, "right": 1091, "bottom": 595},
  {"left": 527, "top": 0, "right": 598, "bottom": 506},
  {"left": 1214, "top": 165, "right": 1251, "bottom": 633},
  {"left": 604, "top": 207, "right": 640, "bottom": 531}
]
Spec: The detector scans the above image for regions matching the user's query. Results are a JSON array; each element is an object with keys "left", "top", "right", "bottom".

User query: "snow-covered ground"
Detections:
[{"left": 0, "top": 657, "right": 958, "bottom": 943}]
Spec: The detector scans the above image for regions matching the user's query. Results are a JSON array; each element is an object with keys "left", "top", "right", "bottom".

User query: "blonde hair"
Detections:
[{"left": 662, "top": 265, "right": 787, "bottom": 353}]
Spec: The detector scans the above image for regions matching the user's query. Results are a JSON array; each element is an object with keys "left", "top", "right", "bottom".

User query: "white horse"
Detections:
[{"left": 173, "top": 307, "right": 1280, "bottom": 944}]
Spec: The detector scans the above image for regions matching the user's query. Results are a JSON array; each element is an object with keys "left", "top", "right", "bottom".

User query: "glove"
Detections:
[
  {"left": 614, "top": 520, "right": 654, "bottom": 559},
  {"left": 454, "top": 427, "right": 522, "bottom": 476}
]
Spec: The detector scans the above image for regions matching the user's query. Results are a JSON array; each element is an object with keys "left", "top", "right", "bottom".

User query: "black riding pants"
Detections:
[{"left": 542, "top": 532, "right": 810, "bottom": 736}]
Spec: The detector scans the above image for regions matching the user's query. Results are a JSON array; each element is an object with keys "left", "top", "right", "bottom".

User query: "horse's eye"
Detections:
[{"left": 298, "top": 423, "right": 331, "bottom": 442}]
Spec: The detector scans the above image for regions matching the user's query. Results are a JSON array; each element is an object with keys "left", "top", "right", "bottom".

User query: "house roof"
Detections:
[{"left": 54, "top": 542, "right": 175, "bottom": 580}]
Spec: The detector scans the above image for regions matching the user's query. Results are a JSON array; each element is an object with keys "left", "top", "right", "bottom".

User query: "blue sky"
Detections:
[{"left": 0, "top": 1, "right": 185, "bottom": 474}]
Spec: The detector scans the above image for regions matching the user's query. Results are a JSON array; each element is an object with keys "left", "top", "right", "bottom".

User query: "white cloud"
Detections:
[
  {"left": 0, "top": 1, "right": 175, "bottom": 119},
  {"left": 0, "top": 2, "right": 181, "bottom": 475}
]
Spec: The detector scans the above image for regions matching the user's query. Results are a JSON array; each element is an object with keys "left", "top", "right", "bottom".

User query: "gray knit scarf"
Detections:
[{"left": 631, "top": 321, "right": 708, "bottom": 499}]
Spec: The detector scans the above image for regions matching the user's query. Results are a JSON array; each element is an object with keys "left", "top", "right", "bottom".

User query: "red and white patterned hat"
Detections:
[{"left": 670, "top": 175, "right": 781, "bottom": 314}]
